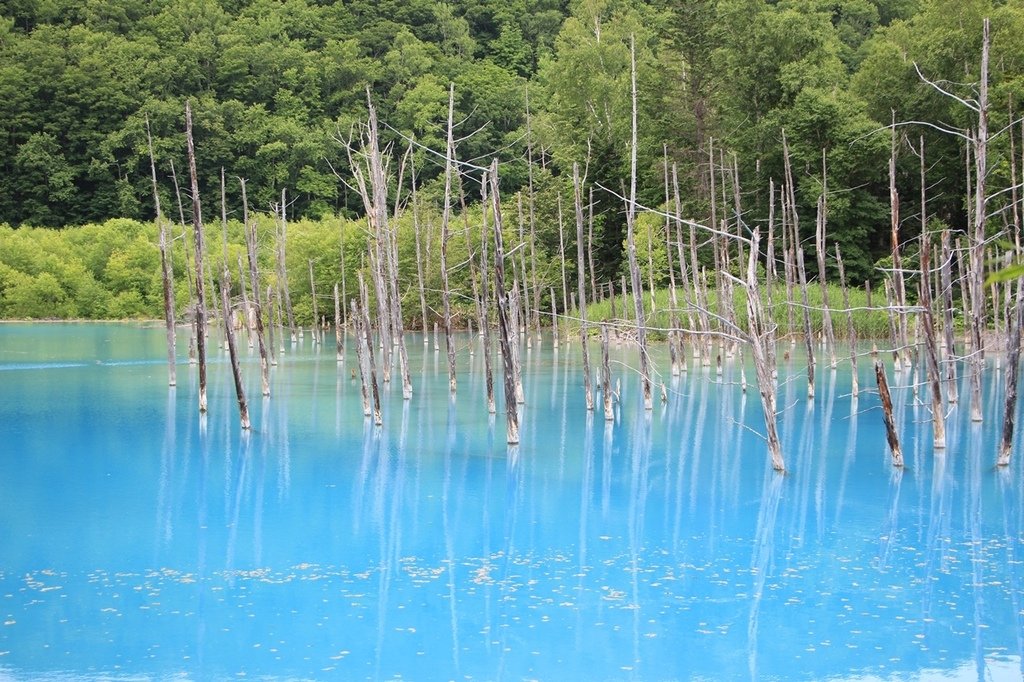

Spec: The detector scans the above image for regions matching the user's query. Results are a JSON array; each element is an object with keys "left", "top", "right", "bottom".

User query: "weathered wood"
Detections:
[
  {"left": 410, "top": 148, "right": 429, "bottom": 338},
  {"left": 184, "top": 100, "right": 208, "bottom": 413},
  {"left": 999, "top": 277, "right": 1022, "bottom": 466},
  {"left": 146, "top": 115, "right": 176, "bottom": 388},
  {"left": 351, "top": 297, "right": 371, "bottom": 418},
  {"left": 239, "top": 179, "right": 272, "bottom": 389},
  {"left": 967, "top": 19, "right": 991, "bottom": 423},
  {"left": 743, "top": 227, "right": 784, "bottom": 471},
  {"left": 625, "top": 43, "right": 653, "bottom": 420},
  {"left": 796, "top": 247, "right": 816, "bottom": 399},
  {"left": 835, "top": 245, "right": 859, "bottom": 397},
  {"left": 875, "top": 358, "right": 903, "bottom": 467},
  {"left": 220, "top": 271, "right": 250, "bottom": 430},
  {"left": 601, "top": 323, "right": 614, "bottom": 422},
  {"left": 888, "top": 120, "right": 911, "bottom": 370},
  {"left": 308, "top": 259, "right": 319, "bottom": 346},
  {"left": 573, "top": 163, "right": 594, "bottom": 411},
  {"left": 815, "top": 154, "right": 837, "bottom": 369},
  {"left": 917, "top": 137, "right": 945, "bottom": 449},
  {"left": 550, "top": 287, "right": 559, "bottom": 349},
  {"left": 440, "top": 83, "right": 457, "bottom": 393},
  {"left": 237, "top": 254, "right": 252, "bottom": 348},
  {"left": 480, "top": 172, "right": 496, "bottom": 415},
  {"left": 588, "top": 186, "right": 598, "bottom": 307},
  {"left": 358, "top": 272, "right": 382, "bottom": 425},
  {"left": 334, "top": 283, "right": 343, "bottom": 362},
  {"left": 275, "top": 191, "right": 296, "bottom": 343},
  {"left": 939, "top": 228, "right": 958, "bottom": 403},
  {"left": 488, "top": 160, "right": 520, "bottom": 444}
]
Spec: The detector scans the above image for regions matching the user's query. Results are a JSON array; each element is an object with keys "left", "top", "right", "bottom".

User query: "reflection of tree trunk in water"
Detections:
[
  {"left": 442, "top": 400, "right": 462, "bottom": 677},
  {"left": 997, "top": 468, "right": 1024, "bottom": 674},
  {"left": 156, "top": 387, "right": 177, "bottom": 547},
  {"left": 878, "top": 468, "right": 903, "bottom": 570},
  {"left": 747, "top": 470, "right": 784, "bottom": 682},
  {"left": 576, "top": 411, "right": 595, "bottom": 651},
  {"left": 627, "top": 410, "right": 650, "bottom": 672},
  {"left": 496, "top": 445, "right": 522, "bottom": 681},
  {"left": 967, "top": 427, "right": 987, "bottom": 680},
  {"left": 833, "top": 389, "right": 859, "bottom": 525}
]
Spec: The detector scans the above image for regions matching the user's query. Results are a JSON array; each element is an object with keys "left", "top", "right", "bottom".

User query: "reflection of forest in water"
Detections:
[{"left": 0, "top": 325, "right": 1021, "bottom": 680}]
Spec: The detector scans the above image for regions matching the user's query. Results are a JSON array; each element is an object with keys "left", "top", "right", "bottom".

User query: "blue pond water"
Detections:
[{"left": 0, "top": 322, "right": 1022, "bottom": 681}]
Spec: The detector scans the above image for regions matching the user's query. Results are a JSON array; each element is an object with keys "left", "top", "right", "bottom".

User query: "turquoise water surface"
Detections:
[{"left": 0, "top": 323, "right": 1022, "bottom": 681}]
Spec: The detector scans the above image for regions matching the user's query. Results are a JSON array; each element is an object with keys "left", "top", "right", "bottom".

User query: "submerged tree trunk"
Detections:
[{"left": 875, "top": 358, "right": 903, "bottom": 467}]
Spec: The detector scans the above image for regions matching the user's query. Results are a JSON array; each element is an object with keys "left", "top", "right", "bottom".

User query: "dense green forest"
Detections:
[{"left": 1, "top": 0, "right": 1022, "bottom": 321}]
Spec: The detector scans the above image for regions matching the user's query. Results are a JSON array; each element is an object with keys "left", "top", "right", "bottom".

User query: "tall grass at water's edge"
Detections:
[{"left": 562, "top": 284, "right": 927, "bottom": 341}]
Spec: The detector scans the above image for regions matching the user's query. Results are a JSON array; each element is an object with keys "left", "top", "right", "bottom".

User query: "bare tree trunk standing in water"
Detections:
[
  {"left": 625, "top": 35, "right": 652, "bottom": 410},
  {"left": 441, "top": 84, "right": 458, "bottom": 393},
  {"left": 146, "top": 115, "right": 176, "bottom": 387},
  {"left": 999, "top": 277, "right": 1022, "bottom": 466},
  {"left": 574, "top": 163, "right": 594, "bottom": 411},
  {"left": 480, "top": 172, "right": 496, "bottom": 415},
  {"left": 276, "top": 190, "right": 297, "bottom": 343},
  {"left": 967, "top": 19, "right": 992, "bottom": 423},
  {"left": 240, "top": 178, "right": 272, "bottom": 394},
  {"left": 184, "top": 100, "right": 208, "bottom": 413},
  {"left": 489, "top": 160, "right": 519, "bottom": 444},
  {"left": 220, "top": 271, "right": 251, "bottom": 429},
  {"left": 916, "top": 137, "right": 945, "bottom": 448}
]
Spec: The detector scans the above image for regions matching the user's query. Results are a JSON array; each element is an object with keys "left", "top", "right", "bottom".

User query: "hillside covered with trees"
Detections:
[{"left": 1, "top": 0, "right": 1022, "bottom": 320}]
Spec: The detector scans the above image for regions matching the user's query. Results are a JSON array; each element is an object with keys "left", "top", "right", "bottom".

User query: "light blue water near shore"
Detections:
[{"left": 0, "top": 322, "right": 1022, "bottom": 681}]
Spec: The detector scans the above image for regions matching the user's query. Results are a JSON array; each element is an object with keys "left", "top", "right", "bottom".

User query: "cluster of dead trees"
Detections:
[{"left": 153, "top": 22, "right": 1021, "bottom": 475}]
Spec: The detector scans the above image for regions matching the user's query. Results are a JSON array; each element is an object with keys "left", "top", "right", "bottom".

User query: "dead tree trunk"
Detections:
[
  {"left": 308, "top": 260, "right": 319, "bottom": 346},
  {"left": 358, "top": 272, "right": 382, "bottom": 426},
  {"left": 875, "top": 358, "right": 903, "bottom": 467},
  {"left": 889, "top": 122, "right": 911, "bottom": 370},
  {"left": 146, "top": 115, "right": 176, "bottom": 388},
  {"left": 999, "top": 277, "right": 1022, "bottom": 466},
  {"left": 601, "top": 323, "right": 614, "bottom": 421},
  {"left": 917, "top": 137, "right": 945, "bottom": 448},
  {"left": 940, "top": 228, "right": 959, "bottom": 403},
  {"left": 220, "top": 271, "right": 251, "bottom": 429},
  {"left": 441, "top": 84, "right": 457, "bottom": 393},
  {"left": 351, "top": 297, "right": 372, "bottom": 418},
  {"left": 741, "top": 228, "right": 784, "bottom": 471},
  {"left": 574, "top": 163, "right": 595, "bottom": 411},
  {"left": 797, "top": 247, "right": 816, "bottom": 399},
  {"left": 184, "top": 100, "right": 208, "bottom": 413},
  {"left": 411, "top": 151, "right": 429, "bottom": 338},
  {"left": 815, "top": 155, "right": 837, "bottom": 369},
  {"left": 488, "top": 160, "right": 520, "bottom": 444},
  {"left": 480, "top": 172, "right": 496, "bottom": 415},
  {"left": 238, "top": 179, "right": 272, "bottom": 389},
  {"left": 276, "top": 192, "right": 296, "bottom": 343},
  {"left": 169, "top": 160, "right": 198, "bottom": 364},
  {"left": 334, "top": 283, "right": 344, "bottom": 362},
  {"left": 625, "top": 35, "right": 652, "bottom": 411},
  {"left": 967, "top": 18, "right": 992, "bottom": 423},
  {"left": 836, "top": 245, "right": 859, "bottom": 397}
]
